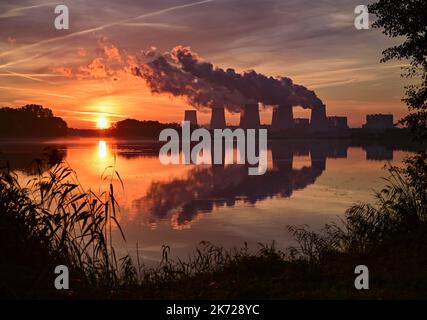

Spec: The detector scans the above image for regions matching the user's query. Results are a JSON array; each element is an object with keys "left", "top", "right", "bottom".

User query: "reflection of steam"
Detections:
[{"left": 133, "top": 140, "right": 348, "bottom": 228}]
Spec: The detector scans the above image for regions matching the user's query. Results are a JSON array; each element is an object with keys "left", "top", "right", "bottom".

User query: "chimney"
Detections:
[
  {"left": 210, "top": 107, "right": 226, "bottom": 129},
  {"left": 240, "top": 103, "right": 260, "bottom": 129},
  {"left": 184, "top": 110, "right": 198, "bottom": 126},
  {"left": 310, "top": 104, "right": 328, "bottom": 132},
  {"left": 271, "top": 104, "right": 294, "bottom": 131}
]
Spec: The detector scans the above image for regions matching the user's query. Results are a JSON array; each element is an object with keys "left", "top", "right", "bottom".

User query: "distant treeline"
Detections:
[
  {"left": 108, "top": 119, "right": 181, "bottom": 138},
  {"left": 0, "top": 105, "right": 67, "bottom": 137}
]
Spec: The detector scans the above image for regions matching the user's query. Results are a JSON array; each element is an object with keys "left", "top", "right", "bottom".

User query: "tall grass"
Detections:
[
  {"left": 0, "top": 161, "right": 129, "bottom": 288},
  {"left": 287, "top": 153, "right": 427, "bottom": 262}
]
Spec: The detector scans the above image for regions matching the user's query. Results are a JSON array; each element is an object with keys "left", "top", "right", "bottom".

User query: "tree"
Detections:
[
  {"left": 369, "top": 0, "right": 427, "bottom": 220},
  {"left": 369, "top": 0, "right": 427, "bottom": 142},
  {"left": 21, "top": 104, "right": 54, "bottom": 118},
  {"left": 0, "top": 105, "right": 67, "bottom": 137}
]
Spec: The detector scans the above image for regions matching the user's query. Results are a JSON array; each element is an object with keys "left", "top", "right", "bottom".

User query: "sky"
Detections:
[{"left": 0, "top": 0, "right": 410, "bottom": 128}]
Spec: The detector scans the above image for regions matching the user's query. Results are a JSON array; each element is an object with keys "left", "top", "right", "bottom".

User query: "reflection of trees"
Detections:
[
  {"left": 133, "top": 140, "right": 350, "bottom": 227},
  {"left": 0, "top": 145, "right": 66, "bottom": 175},
  {"left": 113, "top": 142, "right": 161, "bottom": 159}
]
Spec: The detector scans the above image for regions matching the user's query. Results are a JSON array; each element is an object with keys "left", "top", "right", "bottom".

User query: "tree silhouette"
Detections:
[
  {"left": 369, "top": 0, "right": 427, "bottom": 211},
  {"left": 369, "top": 0, "right": 427, "bottom": 142},
  {"left": 0, "top": 105, "right": 67, "bottom": 137},
  {"left": 110, "top": 119, "right": 180, "bottom": 138}
]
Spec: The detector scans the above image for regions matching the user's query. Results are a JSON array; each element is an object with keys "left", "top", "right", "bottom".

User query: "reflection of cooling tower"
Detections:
[
  {"left": 271, "top": 104, "right": 294, "bottom": 130},
  {"left": 210, "top": 107, "right": 226, "bottom": 129},
  {"left": 310, "top": 104, "right": 328, "bottom": 131},
  {"left": 184, "top": 110, "right": 198, "bottom": 126},
  {"left": 240, "top": 103, "right": 260, "bottom": 128},
  {"left": 270, "top": 141, "right": 293, "bottom": 171},
  {"left": 310, "top": 142, "right": 328, "bottom": 172}
]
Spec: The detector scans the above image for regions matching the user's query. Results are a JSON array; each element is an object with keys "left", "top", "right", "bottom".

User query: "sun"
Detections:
[{"left": 96, "top": 117, "right": 109, "bottom": 129}]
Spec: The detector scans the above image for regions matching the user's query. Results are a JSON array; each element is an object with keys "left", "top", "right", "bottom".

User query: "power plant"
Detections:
[
  {"left": 239, "top": 103, "right": 261, "bottom": 129},
  {"left": 184, "top": 104, "right": 391, "bottom": 134},
  {"left": 362, "top": 114, "right": 394, "bottom": 129},
  {"left": 184, "top": 110, "right": 198, "bottom": 126},
  {"left": 310, "top": 104, "right": 328, "bottom": 132},
  {"left": 327, "top": 116, "right": 348, "bottom": 129},
  {"left": 210, "top": 107, "right": 226, "bottom": 129},
  {"left": 271, "top": 104, "right": 294, "bottom": 130}
]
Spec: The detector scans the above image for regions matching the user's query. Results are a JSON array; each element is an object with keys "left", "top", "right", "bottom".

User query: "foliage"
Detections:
[
  {"left": 109, "top": 119, "right": 180, "bottom": 138},
  {"left": 369, "top": 0, "right": 427, "bottom": 142},
  {"left": 0, "top": 162, "right": 129, "bottom": 289},
  {"left": 287, "top": 156, "right": 427, "bottom": 262},
  {"left": 0, "top": 104, "right": 67, "bottom": 137}
]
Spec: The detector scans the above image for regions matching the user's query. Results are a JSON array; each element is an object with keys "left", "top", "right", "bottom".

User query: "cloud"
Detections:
[
  {"left": 119, "top": 22, "right": 189, "bottom": 31},
  {"left": 52, "top": 67, "right": 73, "bottom": 78},
  {"left": 0, "top": 0, "right": 215, "bottom": 60},
  {"left": 4, "top": 70, "right": 55, "bottom": 83},
  {"left": 98, "top": 39, "right": 123, "bottom": 63},
  {"left": 7, "top": 37, "right": 16, "bottom": 45},
  {"left": 77, "top": 48, "right": 87, "bottom": 57},
  {"left": 133, "top": 46, "right": 324, "bottom": 112},
  {"left": 0, "top": 2, "right": 57, "bottom": 18}
]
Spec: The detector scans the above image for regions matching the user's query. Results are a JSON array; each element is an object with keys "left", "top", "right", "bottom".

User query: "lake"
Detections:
[{"left": 0, "top": 137, "right": 413, "bottom": 265}]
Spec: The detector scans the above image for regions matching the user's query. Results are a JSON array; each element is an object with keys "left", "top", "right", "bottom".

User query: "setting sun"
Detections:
[{"left": 96, "top": 117, "right": 109, "bottom": 129}]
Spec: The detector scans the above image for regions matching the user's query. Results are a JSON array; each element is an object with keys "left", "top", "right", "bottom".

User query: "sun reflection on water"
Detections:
[{"left": 98, "top": 140, "right": 107, "bottom": 159}]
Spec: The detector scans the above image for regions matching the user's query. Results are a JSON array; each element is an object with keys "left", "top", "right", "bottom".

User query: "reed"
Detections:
[
  {"left": 0, "top": 161, "right": 131, "bottom": 289},
  {"left": 286, "top": 154, "right": 427, "bottom": 262}
]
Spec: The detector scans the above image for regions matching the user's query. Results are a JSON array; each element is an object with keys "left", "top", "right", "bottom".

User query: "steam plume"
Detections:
[{"left": 133, "top": 46, "right": 324, "bottom": 112}]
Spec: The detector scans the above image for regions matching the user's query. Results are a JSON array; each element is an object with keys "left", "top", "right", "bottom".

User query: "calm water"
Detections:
[{"left": 0, "top": 138, "right": 412, "bottom": 265}]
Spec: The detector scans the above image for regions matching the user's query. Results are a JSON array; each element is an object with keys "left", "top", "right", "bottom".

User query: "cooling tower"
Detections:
[
  {"left": 210, "top": 107, "right": 226, "bottom": 129},
  {"left": 271, "top": 104, "right": 294, "bottom": 131},
  {"left": 310, "top": 104, "right": 328, "bottom": 131},
  {"left": 239, "top": 103, "right": 260, "bottom": 129},
  {"left": 184, "top": 110, "right": 198, "bottom": 126}
]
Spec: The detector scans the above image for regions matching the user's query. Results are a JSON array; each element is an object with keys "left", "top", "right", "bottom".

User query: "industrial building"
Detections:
[
  {"left": 327, "top": 116, "right": 348, "bottom": 129},
  {"left": 310, "top": 104, "right": 328, "bottom": 132},
  {"left": 185, "top": 105, "right": 394, "bottom": 135},
  {"left": 271, "top": 104, "right": 294, "bottom": 130},
  {"left": 294, "top": 118, "right": 310, "bottom": 130},
  {"left": 239, "top": 103, "right": 261, "bottom": 129},
  {"left": 363, "top": 114, "right": 394, "bottom": 129},
  {"left": 210, "top": 107, "right": 226, "bottom": 129},
  {"left": 184, "top": 110, "right": 198, "bottom": 127}
]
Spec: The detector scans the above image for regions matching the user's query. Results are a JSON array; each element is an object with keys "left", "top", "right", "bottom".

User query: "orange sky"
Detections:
[{"left": 0, "top": 0, "right": 410, "bottom": 129}]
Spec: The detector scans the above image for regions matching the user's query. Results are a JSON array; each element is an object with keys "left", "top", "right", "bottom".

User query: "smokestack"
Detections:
[
  {"left": 271, "top": 104, "right": 294, "bottom": 131},
  {"left": 210, "top": 107, "right": 226, "bottom": 129},
  {"left": 184, "top": 110, "right": 198, "bottom": 126},
  {"left": 240, "top": 103, "right": 260, "bottom": 129},
  {"left": 310, "top": 104, "right": 328, "bottom": 132}
]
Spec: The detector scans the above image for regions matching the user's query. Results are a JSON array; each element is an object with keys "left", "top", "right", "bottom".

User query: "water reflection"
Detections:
[
  {"left": 132, "top": 140, "right": 343, "bottom": 227},
  {"left": 1, "top": 138, "right": 418, "bottom": 264},
  {"left": 0, "top": 138, "right": 416, "bottom": 230},
  {"left": 98, "top": 140, "right": 107, "bottom": 159},
  {"left": 0, "top": 143, "right": 66, "bottom": 175}
]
